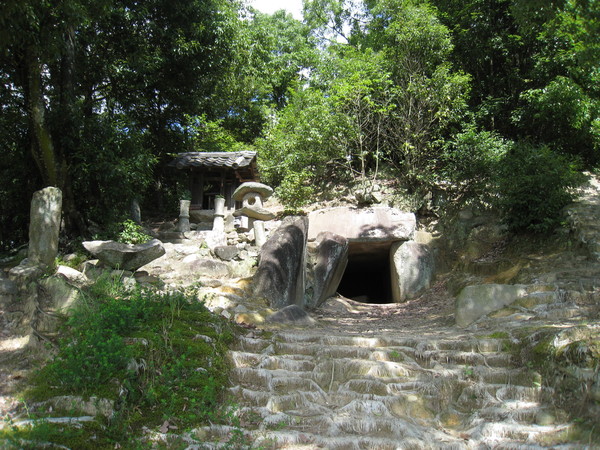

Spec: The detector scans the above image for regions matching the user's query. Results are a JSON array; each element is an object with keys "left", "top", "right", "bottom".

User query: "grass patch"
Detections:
[{"left": 3, "top": 274, "right": 240, "bottom": 448}]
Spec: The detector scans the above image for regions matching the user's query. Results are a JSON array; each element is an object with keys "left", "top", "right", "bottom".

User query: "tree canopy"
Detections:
[{"left": 0, "top": 0, "right": 598, "bottom": 247}]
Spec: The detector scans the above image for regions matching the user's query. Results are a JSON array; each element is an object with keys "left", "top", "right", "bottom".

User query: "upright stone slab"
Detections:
[
  {"left": 253, "top": 216, "right": 308, "bottom": 309},
  {"left": 390, "top": 241, "right": 435, "bottom": 302},
  {"left": 28, "top": 187, "right": 62, "bottom": 268},
  {"left": 306, "top": 232, "right": 348, "bottom": 309}
]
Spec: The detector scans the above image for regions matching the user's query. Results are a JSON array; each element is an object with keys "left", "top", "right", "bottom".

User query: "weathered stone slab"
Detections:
[
  {"left": 306, "top": 232, "right": 348, "bottom": 309},
  {"left": 455, "top": 284, "right": 528, "bottom": 327},
  {"left": 390, "top": 241, "right": 435, "bottom": 302},
  {"left": 178, "top": 255, "right": 230, "bottom": 278},
  {"left": 253, "top": 216, "right": 308, "bottom": 309},
  {"left": 82, "top": 239, "right": 166, "bottom": 271},
  {"left": 28, "top": 187, "right": 62, "bottom": 267},
  {"left": 308, "top": 207, "right": 416, "bottom": 242}
]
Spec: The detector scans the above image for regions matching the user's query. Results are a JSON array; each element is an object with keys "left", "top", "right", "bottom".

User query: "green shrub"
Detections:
[
  {"left": 27, "top": 275, "right": 237, "bottom": 446},
  {"left": 442, "top": 126, "right": 510, "bottom": 202},
  {"left": 495, "top": 142, "right": 585, "bottom": 233},
  {"left": 116, "top": 219, "right": 151, "bottom": 244}
]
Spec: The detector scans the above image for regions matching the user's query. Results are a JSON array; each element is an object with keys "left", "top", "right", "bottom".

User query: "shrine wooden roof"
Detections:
[{"left": 169, "top": 151, "right": 258, "bottom": 180}]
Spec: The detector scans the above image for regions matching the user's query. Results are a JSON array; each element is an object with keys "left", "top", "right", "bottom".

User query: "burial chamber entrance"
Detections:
[
  {"left": 308, "top": 206, "right": 419, "bottom": 305},
  {"left": 337, "top": 241, "right": 395, "bottom": 304}
]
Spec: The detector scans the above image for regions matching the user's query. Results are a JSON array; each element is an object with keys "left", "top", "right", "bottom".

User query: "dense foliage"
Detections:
[{"left": 1, "top": 0, "right": 598, "bottom": 245}]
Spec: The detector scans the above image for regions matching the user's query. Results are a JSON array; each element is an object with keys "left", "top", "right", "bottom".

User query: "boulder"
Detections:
[
  {"left": 455, "top": 284, "right": 528, "bottom": 327},
  {"left": 39, "top": 275, "right": 82, "bottom": 315},
  {"left": 267, "top": 305, "right": 316, "bottom": 326},
  {"left": 253, "top": 216, "right": 308, "bottom": 309},
  {"left": 9, "top": 262, "right": 44, "bottom": 285},
  {"left": 306, "top": 232, "right": 348, "bottom": 309},
  {"left": 390, "top": 241, "right": 435, "bottom": 302},
  {"left": 214, "top": 245, "right": 240, "bottom": 261},
  {"left": 82, "top": 239, "right": 166, "bottom": 271},
  {"left": 28, "top": 187, "right": 63, "bottom": 268},
  {"left": 35, "top": 267, "right": 89, "bottom": 333},
  {"left": 56, "top": 265, "right": 90, "bottom": 287},
  {"left": 308, "top": 207, "right": 415, "bottom": 242}
]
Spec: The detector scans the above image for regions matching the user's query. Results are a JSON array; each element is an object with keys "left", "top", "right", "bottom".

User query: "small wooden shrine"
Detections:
[{"left": 169, "top": 151, "right": 259, "bottom": 211}]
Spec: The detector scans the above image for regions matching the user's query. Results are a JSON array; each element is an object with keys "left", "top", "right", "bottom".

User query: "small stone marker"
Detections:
[{"left": 28, "top": 187, "right": 62, "bottom": 268}]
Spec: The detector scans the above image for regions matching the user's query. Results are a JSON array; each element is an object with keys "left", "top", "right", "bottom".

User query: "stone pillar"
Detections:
[
  {"left": 130, "top": 198, "right": 142, "bottom": 224},
  {"left": 28, "top": 187, "right": 62, "bottom": 268},
  {"left": 213, "top": 196, "right": 225, "bottom": 232},
  {"left": 254, "top": 220, "right": 266, "bottom": 247},
  {"left": 238, "top": 215, "right": 249, "bottom": 231},
  {"left": 177, "top": 199, "right": 191, "bottom": 232}
]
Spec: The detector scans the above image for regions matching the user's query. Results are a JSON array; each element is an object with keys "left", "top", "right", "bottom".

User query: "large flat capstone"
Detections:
[{"left": 308, "top": 207, "right": 416, "bottom": 243}]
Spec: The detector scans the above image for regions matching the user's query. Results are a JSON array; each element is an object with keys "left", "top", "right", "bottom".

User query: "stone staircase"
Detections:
[
  {"left": 198, "top": 323, "right": 577, "bottom": 449},
  {"left": 565, "top": 174, "right": 600, "bottom": 262}
]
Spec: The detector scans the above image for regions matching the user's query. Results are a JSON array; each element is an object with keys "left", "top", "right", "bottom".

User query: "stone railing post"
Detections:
[
  {"left": 213, "top": 196, "right": 226, "bottom": 232},
  {"left": 177, "top": 199, "right": 191, "bottom": 232},
  {"left": 254, "top": 220, "right": 266, "bottom": 247}
]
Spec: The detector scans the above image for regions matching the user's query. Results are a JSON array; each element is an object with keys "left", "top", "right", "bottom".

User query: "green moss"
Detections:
[
  {"left": 483, "top": 331, "right": 510, "bottom": 339},
  {"left": 0, "top": 420, "right": 121, "bottom": 450}
]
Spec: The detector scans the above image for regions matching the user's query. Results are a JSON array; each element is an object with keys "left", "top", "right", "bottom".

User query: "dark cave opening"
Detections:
[{"left": 337, "top": 242, "right": 393, "bottom": 304}]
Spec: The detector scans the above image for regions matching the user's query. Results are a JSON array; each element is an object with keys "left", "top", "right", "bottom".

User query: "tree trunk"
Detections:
[
  {"left": 24, "top": 43, "right": 88, "bottom": 237},
  {"left": 25, "top": 47, "right": 58, "bottom": 187}
]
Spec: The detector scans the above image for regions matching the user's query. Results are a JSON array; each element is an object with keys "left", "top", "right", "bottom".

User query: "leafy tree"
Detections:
[
  {"left": 362, "top": 0, "right": 471, "bottom": 183},
  {"left": 0, "top": 0, "right": 240, "bottom": 244},
  {"left": 258, "top": 87, "right": 351, "bottom": 207},
  {"left": 215, "top": 9, "right": 318, "bottom": 142},
  {"left": 512, "top": 0, "right": 600, "bottom": 163},
  {"left": 430, "top": 0, "right": 533, "bottom": 135},
  {"left": 326, "top": 46, "right": 395, "bottom": 179}
]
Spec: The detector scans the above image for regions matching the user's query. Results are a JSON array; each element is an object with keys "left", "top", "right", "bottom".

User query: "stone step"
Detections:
[
  {"left": 229, "top": 351, "right": 315, "bottom": 372},
  {"left": 232, "top": 335, "right": 272, "bottom": 353},
  {"left": 273, "top": 331, "right": 511, "bottom": 354},
  {"left": 412, "top": 348, "right": 513, "bottom": 368},
  {"left": 477, "top": 403, "right": 554, "bottom": 425},
  {"left": 225, "top": 321, "right": 581, "bottom": 449},
  {"left": 457, "top": 384, "right": 544, "bottom": 410},
  {"left": 467, "top": 420, "right": 573, "bottom": 444}
]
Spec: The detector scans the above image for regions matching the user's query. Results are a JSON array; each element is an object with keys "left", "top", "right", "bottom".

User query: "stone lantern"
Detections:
[{"left": 232, "top": 182, "right": 276, "bottom": 247}]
